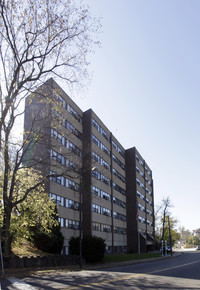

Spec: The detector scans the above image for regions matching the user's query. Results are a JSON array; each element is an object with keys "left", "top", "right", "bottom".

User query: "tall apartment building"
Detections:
[
  {"left": 125, "top": 147, "right": 155, "bottom": 253},
  {"left": 24, "top": 79, "right": 83, "bottom": 255},
  {"left": 82, "top": 109, "right": 127, "bottom": 254},
  {"left": 24, "top": 78, "right": 154, "bottom": 254}
]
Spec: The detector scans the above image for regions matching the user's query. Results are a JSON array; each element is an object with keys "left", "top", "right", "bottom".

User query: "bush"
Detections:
[
  {"left": 33, "top": 227, "right": 64, "bottom": 254},
  {"left": 69, "top": 235, "right": 106, "bottom": 263}
]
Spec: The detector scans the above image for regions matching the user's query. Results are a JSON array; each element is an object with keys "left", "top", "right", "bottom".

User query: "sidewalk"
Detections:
[{"left": 1, "top": 251, "right": 182, "bottom": 278}]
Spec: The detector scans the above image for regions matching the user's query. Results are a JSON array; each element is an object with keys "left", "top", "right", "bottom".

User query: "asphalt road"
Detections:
[{"left": 1, "top": 251, "right": 200, "bottom": 289}]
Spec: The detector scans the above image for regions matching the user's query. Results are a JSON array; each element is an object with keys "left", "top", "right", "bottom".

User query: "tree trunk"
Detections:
[
  {"left": 2, "top": 203, "right": 12, "bottom": 256},
  {"left": 161, "top": 212, "right": 166, "bottom": 241}
]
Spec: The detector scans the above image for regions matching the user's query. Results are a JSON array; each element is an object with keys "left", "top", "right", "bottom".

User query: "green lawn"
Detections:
[{"left": 102, "top": 252, "right": 161, "bottom": 264}]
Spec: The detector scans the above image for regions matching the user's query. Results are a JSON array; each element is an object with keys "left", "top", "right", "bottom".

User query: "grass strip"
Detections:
[{"left": 102, "top": 252, "right": 161, "bottom": 264}]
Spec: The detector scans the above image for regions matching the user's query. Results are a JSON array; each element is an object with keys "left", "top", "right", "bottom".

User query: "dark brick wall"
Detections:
[{"left": 3, "top": 255, "right": 82, "bottom": 269}]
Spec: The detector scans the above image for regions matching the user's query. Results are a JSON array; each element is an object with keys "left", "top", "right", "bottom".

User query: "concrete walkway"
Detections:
[{"left": 1, "top": 251, "right": 182, "bottom": 278}]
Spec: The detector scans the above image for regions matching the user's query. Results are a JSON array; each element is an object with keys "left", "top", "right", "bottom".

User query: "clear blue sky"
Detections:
[{"left": 60, "top": 0, "right": 200, "bottom": 231}]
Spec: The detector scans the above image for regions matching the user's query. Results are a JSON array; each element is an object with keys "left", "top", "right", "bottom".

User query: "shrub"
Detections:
[
  {"left": 33, "top": 227, "right": 64, "bottom": 254},
  {"left": 69, "top": 235, "right": 106, "bottom": 262}
]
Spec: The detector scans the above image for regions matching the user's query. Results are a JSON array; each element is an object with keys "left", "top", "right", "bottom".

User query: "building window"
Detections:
[
  {"left": 58, "top": 217, "right": 64, "bottom": 227},
  {"left": 146, "top": 209, "right": 152, "bottom": 216},
  {"left": 92, "top": 151, "right": 101, "bottom": 163},
  {"left": 113, "top": 182, "right": 126, "bottom": 195},
  {"left": 137, "top": 190, "right": 144, "bottom": 200},
  {"left": 92, "top": 118, "right": 110, "bottom": 142},
  {"left": 136, "top": 178, "right": 144, "bottom": 189},
  {"left": 146, "top": 188, "right": 152, "bottom": 196},
  {"left": 101, "top": 159, "right": 110, "bottom": 171},
  {"left": 65, "top": 120, "right": 81, "bottom": 139},
  {"left": 101, "top": 143, "right": 110, "bottom": 156},
  {"left": 146, "top": 197, "right": 152, "bottom": 205},
  {"left": 113, "top": 196, "right": 126, "bottom": 208},
  {"left": 68, "top": 105, "right": 82, "bottom": 123},
  {"left": 67, "top": 179, "right": 79, "bottom": 191},
  {"left": 101, "top": 191, "right": 111, "bottom": 201},
  {"left": 112, "top": 141, "right": 125, "bottom": 157},
  {"left": 138, "top": 203, "right": 145, "bottom": 211},
  {"left": 50, "top": 193, "right": 64, "bottom": 207},
  {"left": 92, "top": 134, "right": 110, "bottom": 156},
  {"left": 66, "top": 199, "right": 79, "bottom": 210},
  {"left": 136, "top": 166, "right": 144, "bottom": 177},
  {"left": 102, "top": 224, "right": 111, "bottom": 232},
  {"left": 112, "top": 154, "right": 125, "bottom": 170},
  {"left": 92, "top": 118, "right": 100, "bottom": 131},
  {"left": 51, "top": 149, "right": 78, "bottom": 169},
  {"left": 136, "top": 154, "right": 144, "bottom": 166},
  {"left": 147, "top": 220, "right": 153, "bottom": 226},
  {"left": 101, "top": 174, "right": 110, "bottom": 186},
  {"left": 92, "top": 134, "right": 100, "bottom": 147},
  {"left": 138, "top": 216, "right": 145, "bottom": 223},
  {"left": 66, "top": 140, "right": 82, "bottom": 157},
  {"left": 92, "top": 203, "right": 101, "bottom": 214},
  {"left": 66, "top": 219, "right": 80, "bottom": 229},
  {"left": 114, "top": 226, "right": 126, "bottom": 235},
  {"left": 51, "top": 128, "right": 82, "bottom": 156},
  {"left": 112, "top": 168, "right": 125, "bottom": 183},
  {"left": 101, "top": 128, "right": 109, "bottom": 142},
  {"left": 53, "top": 90, "right": 66, "bottom": 109},
  {"left": 91, "top": 185, "right": 101, "bottom": 197},
  {"left": 92, "top": 222, "right": 101, "bottom": 231},
  {"left": 101, "top": 207, "right": 111, "bottom": 216},
  {"left": 91, "top": 170, "right": 101, "bottom": 180},
  {"left": 113, "top": 211, "right": 126, "bottom": 221}
]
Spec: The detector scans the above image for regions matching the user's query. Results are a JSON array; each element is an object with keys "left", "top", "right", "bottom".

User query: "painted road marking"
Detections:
[
  {"left": 65, "top": 259, "right": 200, "bottom": 289},
  {"left": 7, "top": 277, "right": 36, "bottom": 290},
  {"left": 148, "top": 259, "right": 200, "bottom": 274}
]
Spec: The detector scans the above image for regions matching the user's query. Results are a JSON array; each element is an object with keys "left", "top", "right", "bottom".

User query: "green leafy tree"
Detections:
[
  {"left": 0, "top": 0, "right": 100, "bottom": 255},
  {"left": 188, "top": 236, "right": 200, "bottom": 246},
  {"left": 179, "top": 227, "right": 191, "bottom": 243},
  {"left": 0, "top": 168, "right": 59, "bottom": 252},
  {"left": 162, "top": 219, "right": 180, "bottom": 246}
]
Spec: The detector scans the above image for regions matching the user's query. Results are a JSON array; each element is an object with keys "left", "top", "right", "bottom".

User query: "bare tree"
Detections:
[
  {"left": 0, "top": 0, "right": 100, "bottom": 255},
  {"left": 161, "top": 197, "right": 172, "bottom": 241},
  {"left": 155, "top": 197, "right": 172, "bottom": 241}
]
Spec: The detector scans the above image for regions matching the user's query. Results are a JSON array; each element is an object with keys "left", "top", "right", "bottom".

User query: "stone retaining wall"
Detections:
[{"left": 3, "top": 255, "right": 81, "bottom": 269}]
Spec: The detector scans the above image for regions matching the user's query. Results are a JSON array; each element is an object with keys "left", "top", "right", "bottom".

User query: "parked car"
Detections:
[
  {"left": 196, "top": 246, "right": 200, "bottom": 250},
  {"left": 160, "top": 246, "right": 172, "bottom": 253}
]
